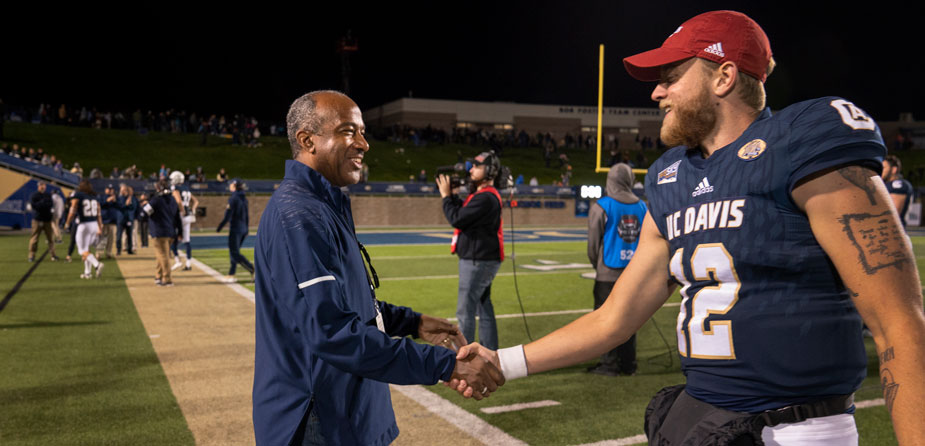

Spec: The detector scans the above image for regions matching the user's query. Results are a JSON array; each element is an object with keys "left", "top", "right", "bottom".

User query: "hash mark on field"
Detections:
[
  {"left": 392, "top": 385, "right": 527, "bottom": 445},
  {"left": 480, "top": 400, "right": 560, "bottom": 414},
  {"left": 149, "top": 334, "right": 160, "bottom": 338}
]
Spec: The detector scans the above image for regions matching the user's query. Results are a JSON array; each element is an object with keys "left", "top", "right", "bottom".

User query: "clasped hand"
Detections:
[
  {"left": 446, "top": 343, "right": 504, "bottom": 400},
  {"left": 417, "top": 316, "right": 505, "bottom": 400}
]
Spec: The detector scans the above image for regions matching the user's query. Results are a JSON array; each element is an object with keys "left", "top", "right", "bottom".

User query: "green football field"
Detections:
[{"left": 3, "top": 231, "right": 920, "bottom": 444}]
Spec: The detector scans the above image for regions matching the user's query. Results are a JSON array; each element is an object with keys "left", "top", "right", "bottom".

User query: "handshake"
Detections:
[{"left": 419, "top": 315, "right": 504, "bottom": 401}]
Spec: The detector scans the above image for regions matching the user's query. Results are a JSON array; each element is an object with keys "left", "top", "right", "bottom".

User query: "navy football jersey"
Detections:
[
  {"left": 172, "top": 184, "right": 193, "bottom": 215},
  {"left": 644, "top": 97, "right": 885, "bottom": 412},
  {"left": 74, "top": 192, "right": 101, "bottom": 222},
  {"left": 885, "top": 177, "right": 913, "bottom": 227}
]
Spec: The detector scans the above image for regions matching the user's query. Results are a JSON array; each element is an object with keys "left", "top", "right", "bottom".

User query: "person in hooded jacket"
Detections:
[{"left": 586, "top": 163, "right": 647, "bottom": 376}]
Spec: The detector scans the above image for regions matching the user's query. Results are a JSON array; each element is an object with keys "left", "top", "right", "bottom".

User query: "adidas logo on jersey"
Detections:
[
  {"left": 692, "top": 177, "right": 714, "bottom": 197},
  {"left": 703, "top": 42, "right": 725, "bottom": 58}
]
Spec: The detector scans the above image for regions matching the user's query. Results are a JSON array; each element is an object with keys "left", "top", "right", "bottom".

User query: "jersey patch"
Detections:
[
  {"left": 658, "top": 160, "right": 682, "bottom": 184},
  {"left": 737, "top": 139, "right": 767, "bottom": 161}
]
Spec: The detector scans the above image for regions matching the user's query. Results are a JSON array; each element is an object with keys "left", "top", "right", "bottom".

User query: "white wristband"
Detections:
[{"left": 498, "top": 345, "right": 528, "bottom": 380}]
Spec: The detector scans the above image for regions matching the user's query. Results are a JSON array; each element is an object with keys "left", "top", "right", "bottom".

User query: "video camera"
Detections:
[
  {"left": 435, "top": 151, "right": 513, "bottom": 191},
  {"left": 435, "top": 163, "right": 469, "bottom": 189}
]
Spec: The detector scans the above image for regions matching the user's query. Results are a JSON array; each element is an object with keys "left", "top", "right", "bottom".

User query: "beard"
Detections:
[{"left": 660, "top": 84, "right": 716, "bottom": 149}]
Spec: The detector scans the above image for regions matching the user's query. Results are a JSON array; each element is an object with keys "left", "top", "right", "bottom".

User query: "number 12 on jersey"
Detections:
[{"left": 669, "top": 243, "right": 740, "bottom": 360}]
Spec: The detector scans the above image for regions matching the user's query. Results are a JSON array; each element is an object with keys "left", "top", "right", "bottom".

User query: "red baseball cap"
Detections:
[{"left": 623, "top": 10, "right": 772, "bottom": 82}]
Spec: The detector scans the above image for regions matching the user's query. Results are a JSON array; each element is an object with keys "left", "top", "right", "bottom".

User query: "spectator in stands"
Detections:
[
  {"left": 28, "top": 181, "right": 59, "bottom": 262},
  {"left": 89, "top": 168, "right": 103, "bottom": 179},
  {"left": 195, "top": 166, "right": 205, "bottom": 183},
  {"left": 216, "top": 167, "right": 228, "bottom": 182},
  {"left": 109, "top": 167, "right": 120, "bottom": 179},
  {"left": 70, "top": 162, "right": 83, "bottom": 177},
  {"left": 159, "top": 164, "right": 168, "bottom": 179}
]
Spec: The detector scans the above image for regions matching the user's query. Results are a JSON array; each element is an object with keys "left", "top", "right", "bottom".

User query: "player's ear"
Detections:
[
  {"left": 296, "top": 129, "right": 315, "bottom": 154},
  {"left": 713, "top": 61, "right": 738, "bottom": 98}
]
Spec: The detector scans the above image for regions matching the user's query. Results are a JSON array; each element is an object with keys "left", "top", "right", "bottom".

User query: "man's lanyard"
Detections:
[{"left": 358, "top": 242, "right": 385, "bottom": 333}]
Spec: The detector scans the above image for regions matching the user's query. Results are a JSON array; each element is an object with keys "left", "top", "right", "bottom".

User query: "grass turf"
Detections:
[
  {"left": 0, "top": 233, "right": 194, "bottom": 445},
  {"left": 191, "top": 238, "right": 905, "bottom": 445}
]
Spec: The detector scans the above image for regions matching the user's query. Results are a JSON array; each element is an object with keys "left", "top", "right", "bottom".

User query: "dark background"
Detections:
[{"left": 5, "top": 2, "right": 923, "bottom": 123}]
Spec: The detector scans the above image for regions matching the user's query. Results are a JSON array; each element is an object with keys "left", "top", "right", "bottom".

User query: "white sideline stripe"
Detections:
[
  {"left": 190, "top": 258, "right": 256, "bottom": 303},
  {"left": 855, "top": 398, "right": 885, "bottom": 409},
  {"left": 392, "top": 385, "right": 527, "bottom": 446},
  {"left": 299, "top": 275, "right": 336, "bottom": 289},
  {"left": 571, "top": 434, "right": 648, "bottom": 446},
  {"left": 480, "top": 400, "right": 560, "bottom": 414}
]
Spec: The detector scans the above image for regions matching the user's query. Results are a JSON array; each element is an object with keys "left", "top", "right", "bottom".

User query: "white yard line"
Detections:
[
  {"left": 382, "top": 269, "right": 593, "bottom": 281},
  {"left": 480, "top": 400, "right": 561, "bottom": 414},
  {"left": 392, "top": 385, "right": 527, "bottom": 446},
  {"left": 190, "top": 258, "right": 255, "bottom": 304},
  {"left": 855, "top": 398, "right": 885, "bottom": 409}
]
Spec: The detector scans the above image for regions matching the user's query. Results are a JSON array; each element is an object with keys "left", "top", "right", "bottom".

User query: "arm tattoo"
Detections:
[
  {"left": 839, "top": 211, "right": 910, "bottom": 274},
  {"left": 881, "top": 368, "right": 899, "bottom": 414},
  {"left": 837, "top": 166, "right": 879, "bottom": 206},
  {"left": 879, "top": 347, "right": 895, "bottom": 365}
]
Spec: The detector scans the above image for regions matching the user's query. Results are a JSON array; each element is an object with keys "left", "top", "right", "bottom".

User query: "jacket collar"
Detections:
[{"left": 284, "top": 159, "right": 349, "bottom": 212}]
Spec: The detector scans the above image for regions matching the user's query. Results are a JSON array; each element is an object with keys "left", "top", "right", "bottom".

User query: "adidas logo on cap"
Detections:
[
  {"left": 703, "top": 42, "right": 725, "bottom": 58},
  {"left": 692, "top": 177, "right": 714, "bottom": 197}
]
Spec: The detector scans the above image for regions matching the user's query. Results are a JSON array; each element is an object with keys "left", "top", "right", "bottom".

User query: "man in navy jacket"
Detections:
[
  {"left": 252, "top": 90, "right": 503, "bottom": 446},
  {"left": 143, "top": 179, "right": 181, "bottom": 286},
  {"left": 216, "top": 179, "right": 254, "bottom": 282}
]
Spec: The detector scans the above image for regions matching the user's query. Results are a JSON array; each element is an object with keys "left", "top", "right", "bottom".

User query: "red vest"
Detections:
[{"left": 450, "top": 186, "right": 504, "bottom": 261}]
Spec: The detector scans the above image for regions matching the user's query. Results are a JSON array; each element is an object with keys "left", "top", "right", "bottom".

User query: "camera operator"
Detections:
[{"left": 437, "top": 151, "right": 504, "bottom": 350}]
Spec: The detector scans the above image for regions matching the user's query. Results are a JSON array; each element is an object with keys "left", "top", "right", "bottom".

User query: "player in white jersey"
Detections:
[
  {"left": 64, "top": 179, "right": 105, "bottom": 279},
  {"left": 169, "top": 171, "right": 199, "bottom": 270}
]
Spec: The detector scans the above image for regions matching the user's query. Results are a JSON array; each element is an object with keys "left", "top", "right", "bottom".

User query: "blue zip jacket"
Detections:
[
  {"left": 217, "top": 190, "right": 249, "bottom": 233},
  {"left": 144, "top": 192, "right": 181, "bottom": 238},
  {"left": 253, "top": 160, "right": 456, "bottom": 446}
]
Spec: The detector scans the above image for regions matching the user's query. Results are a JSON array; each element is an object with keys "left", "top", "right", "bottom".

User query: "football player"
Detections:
[
  {"left": 454, "top": 11, "right": 925, "bottom": 445},
  {"left": 881, "top": 155, "right": 914, "bottom": 228},
  {"left": 169, "top": 170, "right": 199, "bottom": 270},
  {"left": 64, "top": 179, "right": 104, "bottom": 279}
]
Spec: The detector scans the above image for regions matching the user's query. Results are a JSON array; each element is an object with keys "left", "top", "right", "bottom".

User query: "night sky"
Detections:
[{"left": 6, "top": 2, "right": 923, "bottom": 125}]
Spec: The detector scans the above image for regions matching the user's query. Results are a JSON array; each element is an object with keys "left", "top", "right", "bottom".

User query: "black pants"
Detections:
[
  {"left": 67, "top": 221, "right": 78, "bottom": 257},
  {"left": 228, "top": 231, "right": 254, "bottom": 275},
  {"left": 116, "top": 221, "right": 133, "bottom": 254},
  {"left": 138, "top": 219, "right": 149, "bottom": 247},
  {"left": 594, "top": 279, "right": 636, "bottom": 374}
]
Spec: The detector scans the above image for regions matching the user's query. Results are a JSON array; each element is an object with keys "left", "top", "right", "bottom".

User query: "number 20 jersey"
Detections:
[{"left": 643, "top": 97, "right": 886, "bottom": 413}]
